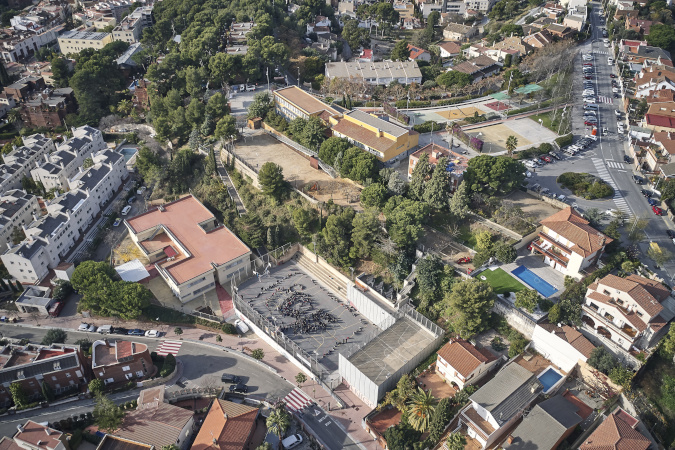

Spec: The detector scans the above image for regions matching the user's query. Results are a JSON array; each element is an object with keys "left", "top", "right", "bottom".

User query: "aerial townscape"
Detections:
[{"left": 0, "top": 0, "right": 675, "bottom": 448}]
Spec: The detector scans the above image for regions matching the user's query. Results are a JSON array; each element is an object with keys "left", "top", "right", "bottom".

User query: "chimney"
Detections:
[{"left": 44, "top": 428, "right": 51, "bottom": 436}]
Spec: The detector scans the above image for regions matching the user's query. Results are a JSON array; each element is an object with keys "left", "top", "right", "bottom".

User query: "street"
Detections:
[{"left": 524, "top": 1, "right": 675, "bottom": 283}]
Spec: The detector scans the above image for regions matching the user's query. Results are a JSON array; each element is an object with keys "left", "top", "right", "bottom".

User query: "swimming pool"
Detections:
[
  {"left": 538, "top": 366, "right": 564, "bottom": 394},
  {"left": 511, "top": 265, "right": 558, "bottom": 298},
  {"left": 119, "top": 146, "right": 138, "bottom": 162}
]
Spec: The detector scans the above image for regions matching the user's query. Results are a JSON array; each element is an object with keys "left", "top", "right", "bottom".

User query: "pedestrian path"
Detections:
[
  {"left": 216, "top": 155, "right": 247, "bottom": 216},
  {"left": 606, "top": 161, "right": 623, "bottom": 169},
  {"left": 593, "top": 50, "right": 609, "bottom": 55},
  {"left": 283, "top": 387, "right": 315, "bottom": 411},
  {"left": 597, "top": 96, "right": 613, "bottom": 104},
  {"left": 592, "top": 158, "right": 633, "bottom": 217},
  {"left": 156, "top": 340, "right": 183, "bottom": 356}
]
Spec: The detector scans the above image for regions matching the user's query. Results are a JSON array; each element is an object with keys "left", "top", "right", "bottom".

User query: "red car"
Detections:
[
  {"left": 584, "top": 121, "right": 597, "bottom": 126},
  {"left": 48, "top": 301, "right": 64, "bottom": 317},
  {"left": 653, "top": 206, "right": 665, "bottom": 215},
  {"left": 541, "top": 155, "right": 552, "bottom": 163},
  {"left": 456, "top": 256, "right": 472, "bottom": 264},
  {"left": 610, "top": 74, "right": 617, "bottom": 78},
  {"left": 584, "top": 76, "right": 593, "bottom": 80}
]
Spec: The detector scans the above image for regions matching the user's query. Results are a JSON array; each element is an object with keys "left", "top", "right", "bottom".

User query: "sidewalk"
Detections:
[{"left": 9, "top": 310, "right": 380, "bottom": 450}]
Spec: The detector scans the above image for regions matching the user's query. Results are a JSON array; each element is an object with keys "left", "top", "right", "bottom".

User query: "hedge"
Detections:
[
  {"left": 555, "top": 134, "right": 574, "bottom": 147},
  {"left": 558, "top": 172, "right": 614, "bottom": 199},
  {"left": 395, "top": 99, "right": 431, "bottom": 108},
  {"left": 413, "top": 120, "right": 443, "bottom": 133}
]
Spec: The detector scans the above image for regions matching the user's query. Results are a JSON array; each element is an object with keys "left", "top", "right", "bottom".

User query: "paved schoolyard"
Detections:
[
  {"left": 236, "top": 261, "right": 379, "bottom": 372},
  {"left": 466, "top": 118, "right": 559, "bottom": 153},
  {"left": 234, "top": 132, "right": 362, "bottom": 209}
]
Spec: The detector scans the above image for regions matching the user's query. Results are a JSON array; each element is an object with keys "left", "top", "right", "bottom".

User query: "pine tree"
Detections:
[
  {"left": 15, "top": 280, "right": 23, "bottom": 292},
  {"left": 423, "top": 157, "right": 450, "bottom": 208},
  {"left": 267, "top": 227, "right": 274, "bottom": 248},
  {"left": 274, "top": 225, "right": 281, "bottom": 246},
  {"left": 201, "top": 113, "right": 214, "bottom": 136},
  {"left": 189, "top": 128, "right": 201, "bottom": 150},
  {"left": 409, "top": 153, "right": 430, "bottom": 201}
]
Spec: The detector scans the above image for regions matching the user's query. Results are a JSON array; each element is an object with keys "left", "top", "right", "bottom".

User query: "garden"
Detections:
[{"left": 557, "top": 172, "right": 614, "bottom": 199}]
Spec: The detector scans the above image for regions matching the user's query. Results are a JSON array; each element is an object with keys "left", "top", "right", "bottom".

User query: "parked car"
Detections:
[
  {"left": 541, "top": 155, "right": 552, "bottom": 163},
  {"left": 98, "top": 325, "right": 113, "bottom": 334},
  {"left": 78, "top": 323, "right": 96, "bottom": 332},
  {"left": 113, "top": 218, "right": 122, "bottom": 227},
  {"left": 112, "top": 327, "right": 128, "bottom": 335},
  {"left": 229, "top": 383, "right": 249, "bottom": 393},
  {"left": 624, "top": 155, "right": 632, "bottom": 163},
  {"left": 221, "top": 374, "right": 241, "bottom": 383},
  {"left": 584, "top": 121, "right": 598, "bottom": 126},
  {"left": 48, "top": 301, "right": 64, "bottom": 317},
  {"left": 456, "top": 256, "right": 472, "bottom": 264},
  {"left": 648, "top": 198, "right": 658, "bottom": 206},
  {"left": 121, "top": 205, "right": 132, "bottom": 215},
  {"left": 127, "top": 196, "right": 136, "bottom": 204},
  {"left": 632, "top": 175, "right": 644, "bottom": 184},
  {"left": 641, "top": 189, "right": 653, "bottom": 197},
  {"left": 281, "top": 435, "right": 303, "bottom": 450},
  {"left": 145, "top": 330, "right": 160, "bottom": 337},
  {"left": 127, "top": 329, "right": 145, "bottom": 336},
  {"left": 653, "top": 205, "right": 664, "bottom": 215},
  {"left": 610, "top": 74, "right": 617, "bottom": 78}
]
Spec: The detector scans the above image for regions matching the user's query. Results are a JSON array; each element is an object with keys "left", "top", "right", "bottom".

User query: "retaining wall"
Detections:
[{"left": 492, "top": 298, "right": 536, "bottom": 339}]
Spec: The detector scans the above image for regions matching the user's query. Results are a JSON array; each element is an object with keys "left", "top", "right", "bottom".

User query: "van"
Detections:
[
  {"left": 98, "top": 325, "right": 113, "bottom": 334},
  {"left": 122, "top": 205, "right": 132, "bottom": 215},
  {"left": 234, "top": 319, "right": 250, "bottom": 335}
]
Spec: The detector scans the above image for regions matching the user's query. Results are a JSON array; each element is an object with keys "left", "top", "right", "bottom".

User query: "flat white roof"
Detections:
[{"left": 115, "top": 259, "right": 150, "bottom": 282}]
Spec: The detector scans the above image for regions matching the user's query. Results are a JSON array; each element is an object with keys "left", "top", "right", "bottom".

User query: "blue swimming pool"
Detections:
[
  {"left": 538, "top": 367, "right": 564, "bottom": 393},
  {"left": 119, "top": 146, "right": 138, "bottom": 162},
  {"left": 511, "top": 265, "right": 558, "bottom": 297}
]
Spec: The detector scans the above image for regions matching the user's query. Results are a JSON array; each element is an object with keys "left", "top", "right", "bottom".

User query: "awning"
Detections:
[
  {"left": 115, "top": 259, "right": 151, "bottom": 282},
  {"left": 164, "top": 246, "right": 178, "bottom": 258}
]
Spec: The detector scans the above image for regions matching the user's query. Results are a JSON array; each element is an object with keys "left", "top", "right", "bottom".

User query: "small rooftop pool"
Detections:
[
  {"left": 119, "top": 146, "right": 138, "bottom": 162},
  {"left": 538, "top": 366, "right": 564, "bottom": 394}
]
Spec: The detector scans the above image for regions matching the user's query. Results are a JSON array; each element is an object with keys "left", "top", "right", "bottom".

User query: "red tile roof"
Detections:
[
  {"left": 439, "top": 41, "right": 462, "bottom": 55},
  {"left": 115, "top": 402, "right": 193, "bottom": 448},
  {"left": 407, "top": 44, "right": 429, "bottom": 60},
  {"left": 540, "top": 207, "right": 612, "bottom": 257},
  {"left": 437, "top": 339, "right": 497, "bottom": 378},
  {"left": 580, "top": 408, "right": 650, "bottom": 450},
  {"left": 597, "top": 274, "right": 669, "bottom": 317},
  {"left": 331, "top": 118, "right": 396, "bottom": 154},
  {"left": 13, "top": 421, "right": 63, "bottom": 450},
  {"left": 537, "top": 323, "right": 596, "bottom": 358},
  {"left": 191, "top": 399, "right": 258, "bottom": 450}
]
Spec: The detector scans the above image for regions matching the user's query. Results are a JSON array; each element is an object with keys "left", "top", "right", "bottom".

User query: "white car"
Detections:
[
  {"left": 281, "top": 435, "right": 303, "bottom": 450},
  {"left": 605, "top": 209, "right": 619, "bottom": 217},
  {"left": 145, "top": 330, "right": 160, "bottom": 337},
  {"left": 584, "top": 98, "right": 596, "bottom": 103},
  {"left": 78, "top": 323, "right": 97, "bottom": 332}
]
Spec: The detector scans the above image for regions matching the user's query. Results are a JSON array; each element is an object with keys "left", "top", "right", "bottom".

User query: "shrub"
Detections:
[
  {"left": 557, "top": 172, "right": 613, "bottom": 199},
  {"left": 413, "top": 120, "right": 442, "bottom": 133},
  {"left": 608, "top": 367, "right": 633, "bottom": 390},
  {"left": 555, "top": 134, "right": 573, "bottom": 147},
  {"left": 70, "top": 429, "right": 83, "bottom": 450},
  {"left": 221, "top": 323, "right": 237, "bottom": 334},
  {"left": 508, "top": 332, "right": 529, "bottom": 358},
  {"left": 588, "top": 347, "right": 618, "bottom": 374},
  {"left": 160, "top": 354, "right": 176, "bottom": 377}
]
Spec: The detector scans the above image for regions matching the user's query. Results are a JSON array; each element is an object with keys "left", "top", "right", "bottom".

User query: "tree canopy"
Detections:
[
  {"left": 464, "top": 155, "right": 526, "bottom": 196},
  {"left": 441, "top": 278, "right": 495, "bottom": 338}
]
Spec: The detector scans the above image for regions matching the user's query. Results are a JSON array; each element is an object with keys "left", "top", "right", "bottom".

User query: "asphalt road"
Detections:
[
  {"left": 0, "top": 325, "right": 355, "bottom": 450},
  {"left": 524, "top": 2, "right": 675, "bottom": 283}
]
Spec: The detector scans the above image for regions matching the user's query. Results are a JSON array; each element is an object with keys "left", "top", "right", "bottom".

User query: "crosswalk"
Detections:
[
  {"left": 283, "top": 388, "right": 314, "bottom": 411},
  {"left": 591, "top": 158, "right": 632, "bottom": 217},
  {"left": 592, "top": 50, "right": 609, "bottom": 55},
  {"left": 606, "top": 161, "right": 623, "bottom": 169},
  {"left": 597, "top": 96, "right": 613, "bottom": 104},
  {"left": 156, "top": 340, "right": 183, "bottom": 357}
]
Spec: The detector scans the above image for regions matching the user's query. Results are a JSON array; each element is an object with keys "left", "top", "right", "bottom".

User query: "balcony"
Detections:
[
  {"left": 582, "top": 306, "right": 638, "bottom": 341},
  {"left": 460, "top": 405, "right": 495, "bottom": 442},
  {"left": 531, "top": 239, "right": 569, "bottom": 267}
]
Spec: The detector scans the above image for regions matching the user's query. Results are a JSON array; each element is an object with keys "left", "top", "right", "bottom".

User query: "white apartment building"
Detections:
[
  {"left": 57, "top": 31, "right": 113, "bottom": 55},
  {"left": 2, "top": 148, "right": 127, "bottom": 283},
  {"left": 112, "top": 6, "right": 154, "bottom": 43},
  {"left": 0, "top": 27, "right": 59, "bottom": 63},
  {"left": 324, "top": 60, "right": 423, "bottom": 85},
  {"left": 0, "top": 134, "right": 54, "bottom": 193},
  {"left": 30, "top": 125, "right": 106, "bottom": 191},
  {"left": 0, "top": 190, "right": 39, "bottom": 251},
  {"left": 420, "top": 0, "right": 496, "bottom": 17}
]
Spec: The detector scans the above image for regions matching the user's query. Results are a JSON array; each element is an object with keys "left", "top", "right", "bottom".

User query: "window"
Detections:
[
  {"left": 66, "top": 372, "right": 71, "bottom": 378},
  {"left": 122, "top": 366, "right": 130, "bottom": 371}
]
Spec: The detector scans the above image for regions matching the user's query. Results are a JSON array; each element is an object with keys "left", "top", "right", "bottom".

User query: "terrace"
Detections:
[
  {"left": 531, "top": 238, "right": 569, "bottom": 266},
  {"left": 582, "top": 306, "right": 638, "bottom": 340}
]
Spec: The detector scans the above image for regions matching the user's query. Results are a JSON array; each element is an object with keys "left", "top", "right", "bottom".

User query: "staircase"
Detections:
[{"left": 294, "top": 252, "right": 348, "bottom": 296}]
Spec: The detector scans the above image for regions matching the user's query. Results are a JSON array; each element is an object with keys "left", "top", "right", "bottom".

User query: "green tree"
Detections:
[
  {"left": 319, "top": 137, "right": 351, "bottom": 166},
  {"left": 435, "top": 71, "right": 473, "bottom": 88},
  {"left": 258, "top": 162, "right": 286, "bottom": 201},
  {"left": 350, "top": 209, "right": 379, "bottom": 259},
  {"left": 662, "top": 375, "right": 675, "bottom": 412},
  {"left": 445, "top": 432, "right": 467, "bottom": 450},
  {"left": 361, "top": 183, "right": 388, "bottom": 209},
  {"left": 215, "top": 115, "right": 237, "bottom": 140},
  {"left": 515, "top": 289, "right": 540, "bottom": 313},
  {"left": 379, "top": 374, "right": 417, "bottom": 411},
  {"left": 323, "top": 208, "right": 356, "bottom": 268},
  {"left": 661, "top": 326, "right": 675, "bottom": 356},
  {"left": 71, "top": 261, "right": 117, "bottom": 293},
  {"left": 266, "top": 406, "right": 290, "bottom": 438},
  {"left": 186, "top": 97, "right": 205, "bottom": 128},
  {"left": 608, "top": 367, "right": 633, "bottom": 391},
  {"left": 41, "top": 381, "right": 55, "bottom": 402},
  {"left": 500, "top": 23, "right": 524, "bottom": 36},
  {"left": 94, "top": 394, "right": 125, "bottom": 432},
  {"left": 647, "top": 246, "right": 673, "bottom": 267},
  {"left": 423, "top": 157, "right": 450, "bottom": 208},
  {"left": 493, "top": 242, "right": 517, "bottom": 263},
  {"left": 15, "top": 280, "right": 23, "bottom": 292},
  {"left": 251, "top": 348, "right": 265, "bottom": 360},
  {"left": 416, "top": 254, "right": 443, "bottom": 303},
  {"left": 9, "top": 382, "right": 28, "bottom": 408},
  {"left": 465, "top": 155, "right": 526, "bottom": 196},
  {"left": 205, "top": 93, "right": 229, "bottom": 119},
  {"left": 441, "top": 278, "right": 495, "bottom": 338},
  {"left": 587, "top": 347, "right": 618, "bottom": 374},
  {"left": 428, "top": 398, "right": 453, "bottom": 442},
  {"left": 505, "top": 135, "right": 518, "bottom": 156},
  {"left": 382, "top": 423, "right": 421, "bottom": 450},
  {"left": 409, "top": 153, "right": 430, "bottom": 201},
  {"left": 299, "top": 116, "right": 326, "bottom": 150},
  {"left": 407, "top": 387, "right": 437, "bottom": 432},
  {"left": 174, "top": 327, "right": 183, "bottom": 336},
  {"left": 383, "top": 197, "right": 429, "bottom": 248},
  {"left": 647, "top": 23, "right": 675, "bottom": 51},
  {"left": 50, "top": 56, "right": 71, "bottom": 87},
  {"left": 89, "top": 379, "right": 104, "bottom": 396},
  {"left": 295, "top": 372, "right": 307, "bottom": 387},
  {"left": 41, "top": 328, "right": 67, "bottom": 346},
  {"left": 391, "top": 40, "right": 411, "bottom": 61},
  {"left": 247, "top": 91, "right": 272, "bottom": 119},
  {"left": 292, "top": 208, "right": 313, "bottom": 237},
  {"left": 449, "top": 181, "right": 470, "bottom": 219}
]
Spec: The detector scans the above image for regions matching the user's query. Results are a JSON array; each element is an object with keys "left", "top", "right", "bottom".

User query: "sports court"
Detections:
[
  {"left": 485, "top": 101, "right": 510, "bottom": 111},
  {"left": 435, "top": 105, "right": 484, "bottom": 119},
  {"left": 236, "top": 262, "right": 379, "bottom": 372},
  {"left": 466, "top": 123, "right": 533, "bottom": 152}
]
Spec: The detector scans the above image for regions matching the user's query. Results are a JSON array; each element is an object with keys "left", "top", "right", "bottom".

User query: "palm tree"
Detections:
[
  {"left": 505, "top": 135, "right": 518, "bottom": 156},
  {"left": 266, "top": 406, "right": 290, "bottom": 439},
  {"left": 117, "top": 99, "right": 132, "bottom": 116},
  {"left": 407, "top": 387, "right": 437, "bottom": 432},
  {"left": 7, "top": 109, "right": 22, "bottom": 131},
  {"left": 445, "top": 432, "right": 467, "bottom": 450}
]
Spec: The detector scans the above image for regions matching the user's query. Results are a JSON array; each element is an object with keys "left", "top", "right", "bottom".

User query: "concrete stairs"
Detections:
[{"left": 294, "top": 252, "right": 348, "bottom": 296}]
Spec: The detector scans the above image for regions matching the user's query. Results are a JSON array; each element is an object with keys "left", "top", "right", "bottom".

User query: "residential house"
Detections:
[
  {"left": 503, "top": 395, "right": 583, "bottom": 450},
  {"left": 113, "top": 387, "right": 195, "bottom": 450},
  {"left": 523, "top": 29, "right": 555, "bottom": 48},
  {"left": 407, "top": 44, "right": 431, "bottom": 62},
  {"left": 0, "top": 134, "right": 54, "bottom": 194},
  {"left": 530, "top": 16, "right": 557, "bottom": 30},
  {"left": 542, "top": 2, "right": 565, "bottom": 17},
  {"left": 58, "top": 31, "right": 113, "bottom": 54},
  {"left": 644, "top": 101, "right": 675, "bottom": 131},
  {"left": 450, "top": 55, "right": 501, "bottom": 82},
  {"left": 130, "top": 78, "right": 151, "bottom": 110},
  {"left": 393, "top": 2, "right": 415, "bottom": 20},
  {"left": 125, "top": 195, "right": 252, "bottom": 304},
  {"left": 465, "top": 0, "right": 498, "bottom": 13},
  {"left": 637, "top": 131, "right": 675, "bottom": 171},
  {"left": 191, "top": 399, "right": 259, "bottom": 450},
  {"left": 0, "top": 421, "right": 68, "bottom": 450},
  {"left": 491, "top": 36, "right": 533, "bottom": 59},
  {"left": 228, "top": 22, "right": 254, "bottom": 45},
  {"left": 92, "top": 339, "right": 153, "bottom": 385},
  {"left": 613, "top": 9, "right": 638, "bottom": 21},
  {"left": 583, "top": 273, "right": 672, "bottom": 351},
  {"left": 0, "top": 190, "right": 39, "bottom": 252},
  {"left": 20, "top": 87, "right": 77, "bottom": 128},
  {"left": 579, "top": 408, "right": 651, "bottom": 450},
  {"left": 0, "top": 27, "right": 60, "bottom": 63},
  {"left": 0, "top": 344, "right": 89, "bottom": 407},
  {"left": 644, "top": 87, "right": 675, "bottom": 104},
  {"left": 546, "top": 24, "right": 575, "bottom": 39},
  {"left": 659, "top": 160, "right": 675, "bottom": 178},
  {"left": 403, "top": 17, "right": 423, "bottom": 29},
  {"left": 324, "top": 60, "right": 423, "bottom": 85},
  {"left": 563, "top": 14, "right": 585, "bottom": 31},
  {"left": 439, "top": 41, "right": 462, "bottom": 58},
  {"left": 620, "top": 43, "right": 672, "bottom": 67},
  {"left": 435, "top": 338, "right": 500, "bottom": 391},
  {"left": 358, "top": 49, "right": 374, "bottom": 62},
  {"left": 15, "top": 285, "right": 55, "bottom": 316},
  {"left": 273, "top": 86, "right": 340, "bottom": 124},
  {"left": 2, "top": 148, "right": 127, "bottom": 283},
  {"left": 329, "top": 109, "right": 420, "bottom": 164},
  {"left": 2, "top": 76, "right": 46, "bottom": 103},
  {"left": 531, "top": 323, "right": 596, "bottom": 372},
  {"left": 443, "top": 22, "right": 478, "bottom": 41},
  {"left": 617, "top": 0, "right": 636, "bottom": 10},
  {"left": 408, "top": 143, "right": 469, "bottom": 192},
  {"left": 634, "top": 64, "right": 675, "bottom": 98},
  {"left": 96, "top": 436, "right": 154, "bottom": 450},
  {"left": 626, "top": 17, "right": 653, "bottom": 36},
  {"left": 457, "top": 362, "right": 543, "bottom": 449},
  {"left": 307, "top": 15, "right": 331, "bottom": 33},
  {"left": 530, "top": 207, "right": 612, "bottom": 278}
]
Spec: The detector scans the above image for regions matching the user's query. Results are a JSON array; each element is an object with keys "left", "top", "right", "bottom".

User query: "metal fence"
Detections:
[{"left": 262, "top": 129, "right": 338, "bottom": 178}]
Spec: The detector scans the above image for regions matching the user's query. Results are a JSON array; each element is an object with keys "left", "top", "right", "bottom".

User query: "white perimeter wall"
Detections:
[{"left": 347, "top": 283, "right": 397, "bottom": 330}]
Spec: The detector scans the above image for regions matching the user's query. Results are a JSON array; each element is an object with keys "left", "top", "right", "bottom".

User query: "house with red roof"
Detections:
[
  {"left": 531, "top": 323, "right": 596, "bottom": 371},
  {"left": 407, "top": 44, "right": 431, "bottom": 62},
  {"left": 583, "top": 274, "right": 673, "bottom": 351},
  {"left": 530, "top": 207, "right": 612, "bottom": 279},
  {"left": 0, "top": 421, "right": 68, "bottom": 450},
  {"left": 439, "top": 41, "right": 462, "bottom": 58},
  {"left": 580, "top": 408, "right": 652, "bottom": 450},
  {"left": 91, "top": 339, "right": 153, "bottom": 386},
  {"left": 436, "top": 338, "right": 500, "bottom": 391},
  {"left": 634, "top": 64, "right": 675, "bottom": 98},
  {"left": 644, "top": 101, "right": 675, "bottom": 131},
  {"left": 191, "top": 399, "right": 259, "bottom": 450}
]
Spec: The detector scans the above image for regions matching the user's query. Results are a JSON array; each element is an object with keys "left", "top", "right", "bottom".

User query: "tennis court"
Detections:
[{"left": 511, "top": 265, "right": 558, "bottom": 298}]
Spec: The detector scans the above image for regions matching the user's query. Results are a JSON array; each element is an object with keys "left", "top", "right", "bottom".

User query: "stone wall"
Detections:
[{"left": 492, "top": 298, "right": 536, "bottom": 339}]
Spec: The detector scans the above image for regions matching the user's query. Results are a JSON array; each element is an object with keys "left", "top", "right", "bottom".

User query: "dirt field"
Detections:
[
  {"left": 466, "top": 123, "right": 533, "bottom": 152},
  {"left": 503, "top": 190, "right": 561, "bottom": 221},
  {"left": 234, "top": 133, "right": 362, "bottom": 209},
  {"left": 435, "top": 106, "right": 483, "bottom": 120}
]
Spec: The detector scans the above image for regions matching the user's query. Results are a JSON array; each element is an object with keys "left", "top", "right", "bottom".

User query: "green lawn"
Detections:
[
  {"left": 530, "top": 109, "right": 571, "bottom": 135},
  {"left": 479, "top": 268, "right": 526, "bottom": 294}
]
